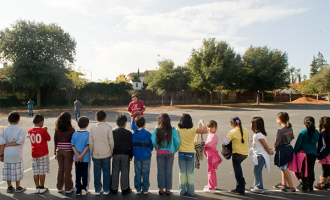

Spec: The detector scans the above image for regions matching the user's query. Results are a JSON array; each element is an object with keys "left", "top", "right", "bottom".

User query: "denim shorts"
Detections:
[{"left": 279, "top": 164, "right": 288, "bottom": 170}]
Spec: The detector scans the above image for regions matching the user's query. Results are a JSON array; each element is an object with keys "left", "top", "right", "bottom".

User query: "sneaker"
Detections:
[
  {"left": 203, "top": 187, "right": 215, "bottom": 193},
  {"left": 273, "top": 183, "right": 286, "bottom": 189},
  {"left": 297, "top": 182, "right": 303, "bottom": 191},
  {"left": 7, "top": 186, "right": 15, "bottom": 193},
  {"left": 16, "top": 186, "right": 26, "bottom": 193},
  {"left": 250, "top": 187, "right": 264, "bottom": 194},
  {"left": 81, "top": 190, "right": 88, "bottom": 195},
  {"left": 231, "top": 189, "right": 244, "bottom": 195},
  {"left": 95, "top": 192, "right": 101, "bottom": 195},
  {"left": 122, "top": 188, "right": 132, "bottom": 195},
  {"left": 35, "top": 187, "right": 40, "bottom": 194},
  {"left": 165, "top": 190, "right": 171, "bottom": 195},
  {"left": 136, "top": 191, "right": 142, "bottom": 195},
  {"left": 39, "top": 186, "right": 48, "bottom": 194},
  {"left": 58, "top": 189, "right": 63, "bottom": 193},
  {"left": 66, "top": 188, "right": 75, "bottom": 194},
  {"left": 143, "top": 192, "right": 148, "bottom": 195},
  {"left": 282, "top": 187, "right": 296, "bottom": 192},
  {"left": 103, "top": 191, "right": 110, "bottom": 195}
]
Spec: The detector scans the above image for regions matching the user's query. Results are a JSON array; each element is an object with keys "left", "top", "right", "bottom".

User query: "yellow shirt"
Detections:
[
  {"left": 226, "top": 127, "right": 250, "bottom": 155},
  {"left": 177, "top": 127, "right": 197, "bottom": 153}
]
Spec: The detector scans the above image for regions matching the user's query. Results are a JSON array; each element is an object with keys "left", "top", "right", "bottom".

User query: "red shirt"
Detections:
[
  {"left": 127, "top": 100, "right": 145, "bottom": 120},
  {"left": 28, "top": 127, "right": 51, "bottom": 158}
]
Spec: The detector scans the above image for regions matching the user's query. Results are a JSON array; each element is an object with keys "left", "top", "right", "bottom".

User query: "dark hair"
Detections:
[
  {"left": 319, "top": 116, "right": 330, "bottom": 142},
  {"left": 251, "top": 117, "right": 267, "bottom": 136},
  {"left": 96, "top": 110, "right": 106, "bottom": 121},
  {"left": 8, "top": 112, "right": 20, "bottom": 123},
  {"left": 116, "top": 114, "right": 127, "bottom": 127},
  {"left": 33, "top": 114, "right": 44, "bottom": 124},
  {"left": 207, "top": 120, "right": 217, "bottom": 128},
  {"left": 304, "top": 116, "right": 315, "bottom": 139},
  {"left": 156, "top": 113, "right": 172, "bottom": 149},
  {"left": 230, "top": 116, "right": 244, "bottom": 143},
  {"left": 178, "top": 113, "right": 193, "bottom": 129},
  {"left": 135, "top": 116, "right": 146, "bottom": 128},
  {"left": 277, "top": 112, "right": 292, "bottom": 128},
  {"left": 76, "top": 98, "right": 79, "bottom": 100},
  {"left": 77, "top": 116, "right": 89, "bottom": 128},
  {"left": 55, "top": 112, "right": 73, "bottom": 132},
  {"left": 132, "top": 94, "right": 138, "bottom": 98}
]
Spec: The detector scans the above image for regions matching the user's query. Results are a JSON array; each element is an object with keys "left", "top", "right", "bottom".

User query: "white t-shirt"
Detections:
[
  {"left": 252, "top": 132, "right": 267, "bottom": 154},
  {"left": 0, "top": 125, "right": 25, "bottom": 163}
]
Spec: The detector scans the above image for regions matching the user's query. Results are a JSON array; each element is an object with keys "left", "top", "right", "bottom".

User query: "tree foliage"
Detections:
[
  {"left": 187, "top": 38, "right": 242, "bottom": 103},
  {"left": 116, "top": 74, "right": 130, "bottom": 83},
  {"left": 310, "top": 66, "right": 330, "bottom": 100},
  {"left": 296, "top": 80, "right": 317, "bottom": 96},
  {"left": 310, "top": 52, "right": 327, "bottom": 77},
  {"left": 0, "top": 20, "right": 76, "bottom": 106}
]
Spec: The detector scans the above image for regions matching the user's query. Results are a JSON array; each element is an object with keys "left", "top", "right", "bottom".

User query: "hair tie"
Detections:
[
  {"left": 307, "top": 120, "right": 311, "bottom": 123},
  {"left": 236, "top": 120, "right": 240, "bottom": 124}
]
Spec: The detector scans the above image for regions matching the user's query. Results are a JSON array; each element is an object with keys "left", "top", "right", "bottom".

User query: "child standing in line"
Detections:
[
  {"left": 111, "top": 114, "right": 133, "bottom": 195},
  {"left": 0, "top": 112, "right": 26, "bottom": 193},
  {"left": 54, "top": 112, "right": 75, "bottom": 194},
  {"left": 250, "top": 117, "right": 274, "bottom": 194},
  {"left": 203, "top": 120, "right": 221, "bottom": 194},
  {"left": 314, "top": 116, "right": 330, "bottom": 190},
  {"left": 28, "top": 114, "right": 51, "bottom": 194},
  {"left": 71, "top": 116, "right": 91, "bottom": 195},
  {"left": 132, "top": 116, "right": 153, "bottom": 195},
  {"left": 89, "top": 110, "right": 114, "bottom": 195},
  {"left": 294, "top": 116, "right": 319, "bottom": 192},
  {"left": 273, "top": 112, "right": 295, "bottom": 192}
]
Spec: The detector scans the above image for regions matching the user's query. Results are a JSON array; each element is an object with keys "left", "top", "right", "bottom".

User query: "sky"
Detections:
[{"left": 0, "top": 0, "right": 329, "bottom": 82}]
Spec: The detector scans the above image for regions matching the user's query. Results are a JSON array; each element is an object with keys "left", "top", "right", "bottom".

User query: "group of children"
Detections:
[{"left": 0, "top": 110, "right": 329, "bottom": 196}]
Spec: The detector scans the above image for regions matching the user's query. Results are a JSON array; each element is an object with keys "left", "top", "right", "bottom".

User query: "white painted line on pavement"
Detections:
[{"left": 0, "top": 156, "right": 55, "bottom": 185}]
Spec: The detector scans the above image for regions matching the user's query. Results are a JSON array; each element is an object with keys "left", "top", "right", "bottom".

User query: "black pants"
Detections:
[
  {"left": 75, "top": 162, "right": 89, "bottom": 193},
  {"left": 232, "top": 153, "right": 248, "bottom": 193},
  {"left": 295, "top": 154, "right": 316, "bottom": 190},
  {"left": 322, "top": 164, "right": 330, "bottom": 177}
]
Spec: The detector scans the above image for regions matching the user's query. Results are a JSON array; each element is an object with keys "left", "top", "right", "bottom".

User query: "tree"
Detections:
[
  {"left": 144, "top": 59, "right": 190, "bottom": 106},
  {"left": 0, "top": 20, "right": 76, "bottom": 107},
  {"left": 61, "top": 67, "right": 87, "bottom": 104},
  {"left": 187, "top": 38, "right": 242, "bottom": 104},
  {"left": 311, "top": 66, "right": 330, "bottom": 101},
  {"left": 242, "top": 46, "right": 290, "bottom": 104},
  {"left": 296, "top": 80, "right": 317, "bottom": 96},
  {"left": 310, "top": 52, "right": 327, "bottom": 78},
  {"left": 116, "top": 74, "right": 130, "bottom": 83}
]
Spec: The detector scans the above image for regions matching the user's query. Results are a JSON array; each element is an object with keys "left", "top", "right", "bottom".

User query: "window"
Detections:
[{"left": 136, "top": 83, "right": 138, "bottom": 87}]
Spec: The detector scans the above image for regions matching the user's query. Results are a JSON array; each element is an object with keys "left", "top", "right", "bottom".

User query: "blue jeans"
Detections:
[
  {"left": 232, "top": 153, "right": 247, "bottom": 193},
  {"left": 156, "top": 153, "right": 174, "bottom": 189},
  {"left": 74, "top": 110, "right": 80, "bottom": 121},
  {"left": 131, "top": 119, "right": 137, "bottom": 131},
  {"left": 28, "top": 107, "right": 33, "bottom": 117},
  {"left": 253, "top": 155, "right": 265, "bottom": 189},
  {"left": 93, "top": 157, "right": 111, "bottom": 193},
  {"left": 134, "top": 159, "right": 151, "bottom": 192},
  {"left": 178, "top": 152, "right": 195, "bottom": 196}
]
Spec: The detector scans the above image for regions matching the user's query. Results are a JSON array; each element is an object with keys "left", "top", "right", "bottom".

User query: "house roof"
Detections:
[
  {"left": 131, "top": 79, "right": 141, "bottom": 83},
  {"left": 127, "top": 70, "right": 153, "bottom": 77}
]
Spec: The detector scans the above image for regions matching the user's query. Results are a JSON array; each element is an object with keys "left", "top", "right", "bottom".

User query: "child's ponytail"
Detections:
[
  {"left": 304, "top": 116, "right": 315, "bottom": 139},
  {"left": 319, "top": 116, "right": 330, "bottom": 142},
  {"left": 277, "top": 112, "right": 292, "bottom": 128},
  {"left": 230, "top": 116, "right": 244, "bottom": 143}
]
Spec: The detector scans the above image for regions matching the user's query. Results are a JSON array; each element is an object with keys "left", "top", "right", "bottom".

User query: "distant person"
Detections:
[
  {"left": 273, "top": 112, "right": 295, "bottom": 192},
  {"left": 0, "top": 112, "right": 26, "bottom": 193},
  {"left": 89, "top": 110, "right": 114, "bottom": 195},
  {"left": 294, "top": 116, "right": 319, "bottom": 192},
  {"left": 314, "top": 116, "right": 330, "bottom": 190},
  {"left": 203, "top": 120, "right": 222, "bottom": 194},
  {"left": 28, "top": 114, "right": 51, "bottom": 194},
  {"left": 223, "top": 117, "right": 250, "bottom": 195},
  {"left": 128, "top": 94, "right": 146, "bottom": 131},
  {"left": 132, "top": 116, "right": 153, "bottom": 195},
  {"left": 176, "top": 114, "right": 207, "bottom": 196},
  {"left": 249, "top": 117, "right": 273, "bottom": 194},
  {"left": 27, "top": 99, "right": 35, "bottom": 117},
  {"left": 74, "top": 99, "right": 82, "bottom": 121},
  {"left": 54, "top": 112, "right": 75, "bottom": 194},
  {"left": 151, "top": 113, "right": 180, "bottom": 195},
  {"left": 71, "top": 116, "right": 91, "bottom": 195},
  {"left": 111, "top": 114, "right": 133, "bottom": 195}
]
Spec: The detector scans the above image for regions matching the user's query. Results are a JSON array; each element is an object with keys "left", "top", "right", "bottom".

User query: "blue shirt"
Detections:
[
  {"left": 71, "top": 130, "right": 91, "bottom": 162},
  {"left": 27, "top": 101, "right": 34, "bottom": 108}
]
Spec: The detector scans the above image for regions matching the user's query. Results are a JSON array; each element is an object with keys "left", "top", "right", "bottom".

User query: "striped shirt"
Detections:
[{"left": 54, "top": 128, "right": 75, "bottom": 154}]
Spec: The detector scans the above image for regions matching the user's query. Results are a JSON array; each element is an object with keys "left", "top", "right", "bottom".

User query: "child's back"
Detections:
[
  {"left": 132, "top": 128, "right": 153, "bottom": 160},
  {"left": 89, "top": 122, "right": 113, "bottom": 158},
  {"left": 0, "top": 125, "right": 25, "bottom": 163}
]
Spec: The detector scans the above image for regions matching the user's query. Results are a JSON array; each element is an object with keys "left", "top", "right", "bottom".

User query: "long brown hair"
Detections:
[
  {"left": 55, "top": 112, "right": 73, "bottom": 132},
  {"left": 319, "top": 116, "right": 330, "bottom": 142},
  {"left": 277, "top": 112, "right": 292, "bottom": 128},
  {"left": 156, "top": 113, "right": 172, "bottom": 149},
  {"left": 230, "top": 116, "right": 244, "bottom": 143}
]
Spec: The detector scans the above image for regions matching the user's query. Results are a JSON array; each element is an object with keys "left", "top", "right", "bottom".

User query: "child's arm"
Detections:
[
  {"left": 5, "top": 142, "right": 20, "bottom": 147},
  {"left": 76, "top": 145, "right": 89, "bottom": 162},
  {"left": 196, "top": 120, "right": 208, "bottom": 134},
  {"left": 72, "top": 146, "right": 80, "bottom": 157},
  {"left": 294, "top": 133, "right": 303, "bottom": 153},
  {"left": 44, "top": 128, "right": 51, "bottom": 141},
  {"left": 259, "top": 139, "right": 274, "bottom": 155},
  {"left": 0, "top": 144, "right": 4, "bottom": 162}
]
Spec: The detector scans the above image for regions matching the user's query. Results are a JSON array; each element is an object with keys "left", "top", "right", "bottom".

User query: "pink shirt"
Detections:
[{"left": 205, "top": 133, "right": 218, "bottom": 149}]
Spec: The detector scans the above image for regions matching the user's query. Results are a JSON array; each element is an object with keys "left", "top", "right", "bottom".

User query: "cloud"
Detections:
[{"left": 45, "top": 0, "right": 96, "bottom": 17}]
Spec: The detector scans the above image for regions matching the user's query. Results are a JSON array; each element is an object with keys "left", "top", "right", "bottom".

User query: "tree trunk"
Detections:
[
  {"left": 328, "top": 92, "right": 330, "bottom": 103},
  {"left": 261, "top": 91, "right": 265, "bottom": 103},
  {"left": 256, "top": 91, "right": 260, "bottom": 105},
  {"left": 210, "top": 91, "right": 213, "bottom": 104},
  {"left": 170, "top": 91, "right": 174, "bottom": 106},
  {"left": 37, "top": 86, "right": 41, "bottom": 107},
  {"left": 220, "top": 91, "right": 223, "bottom": 106}
]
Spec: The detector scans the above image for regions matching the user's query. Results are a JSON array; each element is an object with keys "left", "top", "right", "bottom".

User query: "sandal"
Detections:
[
  {"left": 165, "top": 190, "right": 171, "bottom": 195},
  {"left": 159, "top": 190, "right": 164, "bottom": 195}
]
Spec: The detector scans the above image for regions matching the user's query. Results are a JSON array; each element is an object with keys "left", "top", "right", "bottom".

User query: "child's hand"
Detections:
[
  {"left": 269, "top": 150, "right": 274, "bottom": 155},
  {"left": 76, "top": 155, "right": 83, "bottom": 162},
  {"left": 0, "top": 156, "right": 4, "bottom": 162},
  {"left": 4, "top": 143, "right": 9, "bottom": 148},
  {"left": 130, "top": 158, "right": 132, "bottom": 161},
  {"left": 43, "top": 127, "right": 48, "bottom": 131}
]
